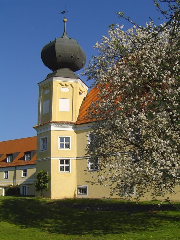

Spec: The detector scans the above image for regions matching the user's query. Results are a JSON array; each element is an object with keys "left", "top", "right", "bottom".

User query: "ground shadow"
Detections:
[{"left": 0, "top": 197, "right": 180, "bottom": 236}]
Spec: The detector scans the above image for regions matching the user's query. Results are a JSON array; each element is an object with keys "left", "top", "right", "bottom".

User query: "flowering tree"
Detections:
[{"left": 84, "top": 0, "right": 180, "bottom": 198}]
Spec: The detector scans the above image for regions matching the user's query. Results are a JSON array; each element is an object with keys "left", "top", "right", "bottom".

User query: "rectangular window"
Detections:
[
  {"left": 59, "top": 159, "right": 70, "bottom": 172},
  {"left": 40, "top": 137, "right": 47, "bottom": 151},
  {"left": 25, "top": 152, "right": 31, "bottom": 161},
  {"left": 22, "top": 169, "right": 27, "bottom": 177},
  {"left": 77, "top": 185, "right": 88, "bottom": 196},
  {"left": 21, "top": 186, "right": 27, "bottom": 196},
  {"left": 87, "top": 133, "right": 95, "bottom": 144},
  {"left": 59, "top": 137, "right": 70, "bottom": 149},
  {"left": 121, "top": 185, "right": 135, "bottom": 196},
  {"left": 7, "top": 155, "right": 13, "bottom": 163},
  {"left": 59, "top": 98, "right": 70, "bottom": 112},
  {"left": 43, "top": 100, "right": 50, "bottom": 114},
  {"left": 4, "top": 171, "right": 8, "bottom": 179},
  {"left": 87, "top": 157, "right": 98, "bottom": 171}
]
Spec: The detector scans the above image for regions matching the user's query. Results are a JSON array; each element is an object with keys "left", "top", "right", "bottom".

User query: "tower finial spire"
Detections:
[
  {"left": 63, "top": 16, "right": 67, "bottom": 35},
  {"left": 60, "top": 7, "right": 68, "bottom": 37}
]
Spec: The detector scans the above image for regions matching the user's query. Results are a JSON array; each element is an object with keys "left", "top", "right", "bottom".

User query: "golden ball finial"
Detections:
[{"left": 63, "top": 17, "right": 67, "bottom": 22}]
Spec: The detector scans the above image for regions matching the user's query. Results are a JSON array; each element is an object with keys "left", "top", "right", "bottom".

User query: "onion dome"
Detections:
[{"left": 41, "top": 17, "right": 86, "bottom": 72}]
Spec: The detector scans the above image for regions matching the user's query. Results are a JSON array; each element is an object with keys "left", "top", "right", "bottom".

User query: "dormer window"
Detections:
[
  {"left": 7, "top": 155, "right": 13, "bottom": 163},
  {"left": 25, "top": 152, "right": 31, "bottom": 161}
]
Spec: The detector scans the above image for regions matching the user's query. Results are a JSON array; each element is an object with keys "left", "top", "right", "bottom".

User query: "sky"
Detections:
[{"left": 0, "top": 0, "right": 164, "bottom": 142}]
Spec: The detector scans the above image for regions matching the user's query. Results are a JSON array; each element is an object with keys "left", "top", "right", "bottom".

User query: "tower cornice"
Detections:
[
  {"left": 34, "top": 121, "right": 92, "bottom": 134},
  {"left": 38, "top": 75, "right": 88, "bottom": 91}
]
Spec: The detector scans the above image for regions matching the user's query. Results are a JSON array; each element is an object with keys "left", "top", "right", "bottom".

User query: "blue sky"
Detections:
[{"left": 0, "top": 0, "right": 163, "bottom": 142}]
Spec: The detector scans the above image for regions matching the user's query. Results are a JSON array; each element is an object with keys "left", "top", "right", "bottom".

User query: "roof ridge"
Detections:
[{"left": 0, "top": 136, "right": 37, "bottom": 144}]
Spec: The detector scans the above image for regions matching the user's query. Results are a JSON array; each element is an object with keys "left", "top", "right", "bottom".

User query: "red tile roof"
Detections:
[
  {"left": 0, "top": 136, "right": 37, "bottom": 168},
  {"left": 76, "top": 86, "right": 100, "bottom": 125}
]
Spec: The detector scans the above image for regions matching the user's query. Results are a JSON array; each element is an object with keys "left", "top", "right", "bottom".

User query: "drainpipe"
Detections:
[
  {"left": 13, "top": 166, "right": 16, "bottom": 186},
  {"left": 70, "top": 84, "right": 74, "bottom": 121}
]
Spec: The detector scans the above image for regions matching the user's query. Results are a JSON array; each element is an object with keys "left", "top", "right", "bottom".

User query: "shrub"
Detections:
[{"left": 5, "top": 186, "right": 20, "bottom": 196}]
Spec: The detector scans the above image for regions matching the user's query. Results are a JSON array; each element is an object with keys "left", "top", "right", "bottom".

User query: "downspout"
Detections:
[
  {"left": 39, "top": 89, "right": 43, "bottom": 125},
  {"left": 70, "top": 84, "right": 74, "bottom": 121},
  {"left": 13, "top": 166, "right": 16, "bottom": 186}
]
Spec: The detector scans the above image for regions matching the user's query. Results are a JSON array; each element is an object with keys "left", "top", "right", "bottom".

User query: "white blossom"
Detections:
[{"left": 83, "top": 3, "right": 180, "bottom": 198}]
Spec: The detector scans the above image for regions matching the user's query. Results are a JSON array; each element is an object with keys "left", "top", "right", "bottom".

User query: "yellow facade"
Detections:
[
  {"left": 37, "top": 77, "right": 87, "bottom": 125},
  {"left": 35, "top": 73, "right": 114, "bottom": 199},
  {"left": 0, "top": 165, "right": 36, "bottom": 196},
  {"left": 34, "top": 74, "right": 180, "bottom": 201},
  {"left": 35, "top": 75, "right": 90, "bottom": 199}
]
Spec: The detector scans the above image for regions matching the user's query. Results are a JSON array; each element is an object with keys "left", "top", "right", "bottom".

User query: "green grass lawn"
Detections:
[{"left": 0, "top": 197, "right": 180, "bottom": 240}]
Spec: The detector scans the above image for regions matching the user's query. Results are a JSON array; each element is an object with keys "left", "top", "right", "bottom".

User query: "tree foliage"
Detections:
[
  {"left": 84, "top": 0, "right": 180, "bottom": 198},
  {"left": 35, "top": 169, "right": 50, "bottom": 196}
]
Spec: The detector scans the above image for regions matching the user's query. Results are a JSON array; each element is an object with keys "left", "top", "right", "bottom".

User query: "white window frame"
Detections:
[
  {"left": 7, "top": 155, "right": 13, "bottom": 163},
  {"left": 59, "top": 136, "right": 71, "bottom": 150},
  {"left": 59, "top": 98, "right": 70, "bottom": 112},
  {"left": 59, "top": 159, "right": 71, "bottom": 173},
  {"left": 87, "top": 133, "right": 95, "bottom": 145},
  {"left": 40, "top": 136, "right": 48, "bottom": 152},
  {"left": 87, "top": 157, "right": 99, "bottom": 171},
  {"left": 22, "top": 169, "right": 27, "bottom": 178},
  {"left": 4, "top": 171, "right": 8, "bottom": 179},
  {"left": 77, "top": 185, "right": 88, "bottom": 196},
  {"left": 25, "top": 152, "right": 31, "bottom": 161}
]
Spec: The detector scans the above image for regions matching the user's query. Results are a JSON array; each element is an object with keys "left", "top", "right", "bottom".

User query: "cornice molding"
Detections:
[
  {"left": 38, "top": 76, "right": 88, "bottom": 90},
  {"left": 37, "top": 156, "right": 88, "bottom": 161},
  {"left": 35, "top": 122, "right": 92, "bottom": 134}
]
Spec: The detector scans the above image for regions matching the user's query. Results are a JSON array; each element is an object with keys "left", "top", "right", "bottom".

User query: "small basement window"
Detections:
[{"left": 77, "top": 185, "right": 88, "bottom": 196}]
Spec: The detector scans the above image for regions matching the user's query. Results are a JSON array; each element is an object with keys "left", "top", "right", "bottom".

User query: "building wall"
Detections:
[
  {"left": 51, "top": 158, "right": 77, "bottom": 199},
  {"left": 51, "top": 130, "right": 76, "bottom": 158},
  {"left": 51, "top": 79, "right": 87, "bottom": 122},
  {"left": 35, "top": 159, "right": 51, "bottom": 198},
  {"left": 37, "top": 77, "right": 88, "bottom": 125},
  {"left": 75, "top": 128, "right": 113, "bottom": 198},
  {"left": 37, "top": 131, "right": 51, "bottom": 160},
  {"left": 35, "top": 75, "right": 88, "bottom": 199},
  {"left": 0, "top": 165, "right": 36, "bottom": 196},
  {"left": 76, "top": 128, "right": 89, "bottom": 157},
  {"left": 35, "top": 76, "right": 180, "bottom": 201},
  {"left": 49, "top": 129, "right": 77, "bottom": 199},
  {"left": 0, "top": 167, "right": 14, "bottom": 189},
  {"left": 139, "top": 185, "right": 180, "bottom": 202}
]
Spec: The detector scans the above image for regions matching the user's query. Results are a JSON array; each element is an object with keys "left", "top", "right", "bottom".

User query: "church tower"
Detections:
[{"left": 34, "top": 17, "right": 88, "bottom": 198}]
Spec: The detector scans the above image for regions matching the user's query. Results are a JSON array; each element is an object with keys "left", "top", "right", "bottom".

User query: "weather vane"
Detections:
[
  {"left": 60, "top": 7, "right": 68, "bottom": 36},
  {"left": 60, "top": 6, "right": 68, "bottom": 19}
]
